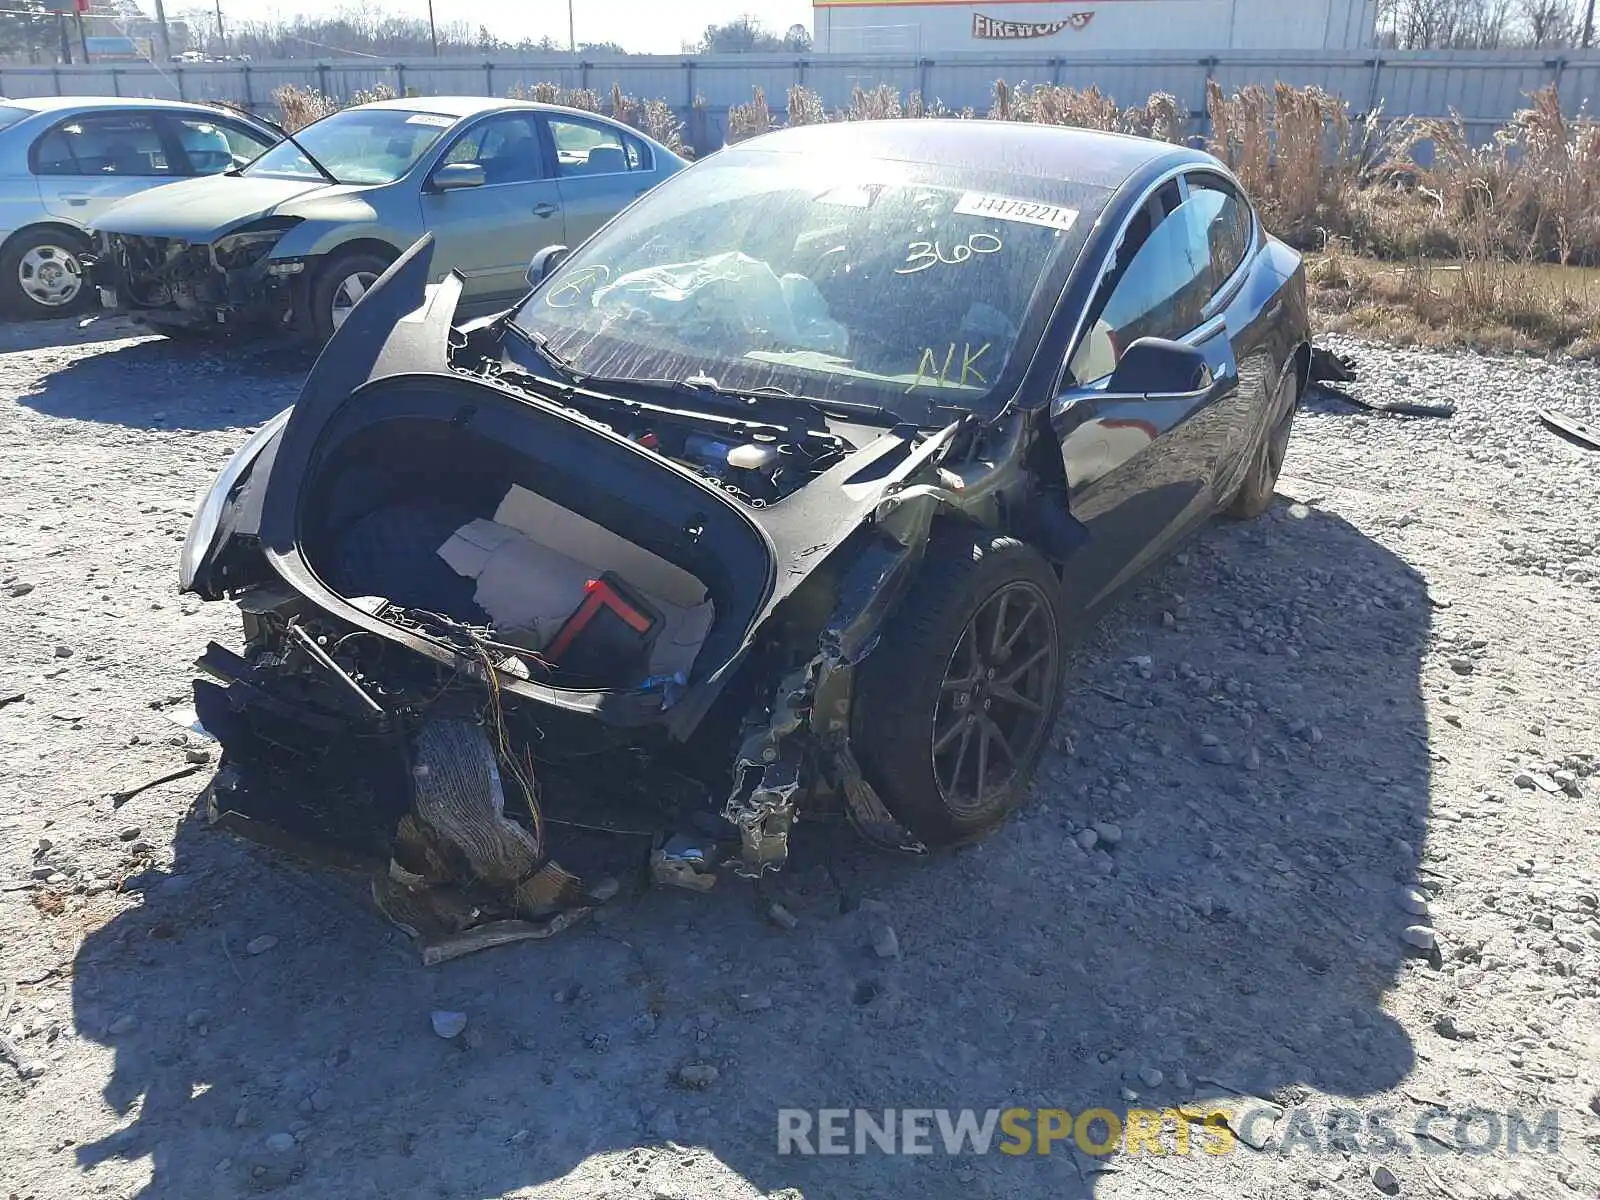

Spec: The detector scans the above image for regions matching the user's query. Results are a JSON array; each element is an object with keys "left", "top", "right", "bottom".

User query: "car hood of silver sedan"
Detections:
[{"left": 89, "top": 173, "right": 371, "bottom": 241}]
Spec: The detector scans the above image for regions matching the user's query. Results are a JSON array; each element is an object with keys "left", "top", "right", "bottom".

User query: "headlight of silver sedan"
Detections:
[{"left": 211, "top": 218, "right": 303, "bottom": 271}]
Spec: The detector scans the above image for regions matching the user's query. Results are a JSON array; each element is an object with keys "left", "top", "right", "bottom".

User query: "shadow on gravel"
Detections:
[
  {"left": 15, "top": 331, "right": 311, "bottom": 431},
  {"left": 69, "top": 500, "right": 1430, "bottom": 1200}
]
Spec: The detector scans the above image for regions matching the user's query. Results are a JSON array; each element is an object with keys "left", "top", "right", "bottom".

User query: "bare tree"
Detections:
[
  {"left": 1521, "top": 0, "right": 1579, "bottom": 42},
  {"left": 1381, "top": 0, "right": 1582, "bottom": 45}
]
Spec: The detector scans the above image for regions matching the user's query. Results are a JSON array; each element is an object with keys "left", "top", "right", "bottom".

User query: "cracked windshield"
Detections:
[{"left": 512, "top": 155, "right": 1107, "bottom": 421}]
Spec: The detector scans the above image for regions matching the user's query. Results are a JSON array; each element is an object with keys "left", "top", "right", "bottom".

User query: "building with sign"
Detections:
[{"left": 812, "top": 0, "right": 1378, "bottom": 53}]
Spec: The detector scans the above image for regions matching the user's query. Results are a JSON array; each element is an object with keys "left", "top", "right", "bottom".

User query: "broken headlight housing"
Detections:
[{"left": 212, "top": 218, "right": 302, "bottom": 271}]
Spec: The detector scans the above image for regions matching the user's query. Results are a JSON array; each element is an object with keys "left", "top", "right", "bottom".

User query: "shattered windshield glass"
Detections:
[{"left": 510, "top": 152, "right": 1108, "bottom": 422}]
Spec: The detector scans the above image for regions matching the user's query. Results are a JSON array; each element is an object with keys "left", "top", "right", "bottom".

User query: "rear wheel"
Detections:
[
  {"left": 1, "top": 227, "right": 90, "bottom": 319},
  {"left": 309, "top": 251, "right": 390, "bottom": 343},
  {"left": 1226, "top": 366, "right": 1300, "bottom": 519},
  {"left": 853, "top": 529, "right": 1065, "bottom": 847}
]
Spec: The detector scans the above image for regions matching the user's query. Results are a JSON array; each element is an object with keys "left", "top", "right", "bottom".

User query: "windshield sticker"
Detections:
[
  {"left": 953, "top": 192, "right": 1078, "bottom": 232},
  {"left": 815, "top": 183, "right": 883, "bottom": 208},
  {"left": 907, "top": 342, "right": 991, "bottom": 393},
  {"left": 405, "top": 113, "right": 456, "bottom": 127},
  {"left": 895, "top": 233, "right": 1003, "bottom": 275}
]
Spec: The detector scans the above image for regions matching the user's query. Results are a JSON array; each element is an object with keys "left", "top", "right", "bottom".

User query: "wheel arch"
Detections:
[
  {"left": 0, "top": 219, "right": 91, "bottom": 261},
  {"left": 313, "top": 237, "right": 402, "bottom": 279},
  {"left": 1291, "top": 339, "right": 1312, "bottom": 398}
]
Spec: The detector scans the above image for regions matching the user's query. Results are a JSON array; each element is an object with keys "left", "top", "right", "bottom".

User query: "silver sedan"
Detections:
[
  {"left": 89, "top": 96, "right": 690, "bottom": 342},
  {"left": 0, "top": 95, "right": 281, "bottom": 318}
]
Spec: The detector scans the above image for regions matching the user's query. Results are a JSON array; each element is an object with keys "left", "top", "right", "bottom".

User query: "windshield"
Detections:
[
  {"left": 0, "top": 105, "right": 32, "bottom": 131},
  {"left": 510, "top": 152, "right": 1107, "bottom": 422},
  {"left": 242, "top": 107, "right": 455, "bottom": 185}
]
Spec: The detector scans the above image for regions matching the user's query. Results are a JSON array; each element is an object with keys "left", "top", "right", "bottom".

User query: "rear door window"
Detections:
[
  {"left": 32, "top": 112, "right": 173, "bottom": 176},
  {"left": 546, "top": 116, "right": 641, "bottom": 177}
]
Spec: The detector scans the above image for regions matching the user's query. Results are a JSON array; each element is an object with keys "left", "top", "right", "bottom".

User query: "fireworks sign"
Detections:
[{"left": 971, "top": 11, "right": 1094, "bottom": 38}]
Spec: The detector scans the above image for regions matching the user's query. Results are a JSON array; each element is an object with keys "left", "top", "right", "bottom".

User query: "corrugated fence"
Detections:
[{"left": 1, "top": 48, "right": 1596, "bottom": 152}]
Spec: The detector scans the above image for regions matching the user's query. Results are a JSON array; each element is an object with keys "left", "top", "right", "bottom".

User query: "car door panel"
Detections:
[
  {"left": 1054, "top": 181, "right": 1250, "bottom": 612},
  {"left": 419, "top": 113, "right": 565, "bottom": 308},
  {"left": 1054, "top": 321, "right": 1239, "bottom": 612}
]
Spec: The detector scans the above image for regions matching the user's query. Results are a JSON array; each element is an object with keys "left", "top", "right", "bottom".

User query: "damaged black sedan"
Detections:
[{"left": 180, "top": 121, "right": 1310, "bottom": 955}]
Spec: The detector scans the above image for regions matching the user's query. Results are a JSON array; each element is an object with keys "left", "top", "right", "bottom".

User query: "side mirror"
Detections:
[
  {"left": 431, "top": 162, "right": 485, "bottom": 192},
  {"left": 526, "top": 244, "right": 570, "bottom": 290},
  {"left": 1105, "top": 337, "right": 1214, "bottom": 397}
]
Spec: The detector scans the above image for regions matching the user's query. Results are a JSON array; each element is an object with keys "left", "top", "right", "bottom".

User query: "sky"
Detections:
[{"left": 230, "top": 0, "right": 817, "bottom": 54}]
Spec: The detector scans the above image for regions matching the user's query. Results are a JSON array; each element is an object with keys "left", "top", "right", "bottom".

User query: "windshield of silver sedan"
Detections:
[
  {"left": 242, "top": 107, "right": 456, "bottom": 185},
  {"left": 510, "top": 155, "right": 1106, "bottom": 421}
]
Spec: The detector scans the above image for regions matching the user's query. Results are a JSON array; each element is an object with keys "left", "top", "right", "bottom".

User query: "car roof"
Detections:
[
  {"left": 728, "top": 119, "right": 1212, "bottom": 192},
  {"left": 351, "top": 96, "right": 638, "bottom": 125},
  {"left": 354, "top": 95, "right": 543, "bottom": 119},
  {"left": 0, "top": 95, "right": 240, "bottom": 114}
]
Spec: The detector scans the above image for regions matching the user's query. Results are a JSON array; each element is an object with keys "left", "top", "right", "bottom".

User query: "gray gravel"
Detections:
[{"left": 1, "top": 319, "right": 1598, "bottom": 1199}]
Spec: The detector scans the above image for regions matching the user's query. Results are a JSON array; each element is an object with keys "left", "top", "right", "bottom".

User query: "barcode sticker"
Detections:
[{"left": 953, "top": 192, "right": 1078, "bottom": 231}]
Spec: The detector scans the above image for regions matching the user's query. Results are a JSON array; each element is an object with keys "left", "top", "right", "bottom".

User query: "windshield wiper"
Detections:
[{"left": 238, "top": 129, "right": 339, "bottom": 185}]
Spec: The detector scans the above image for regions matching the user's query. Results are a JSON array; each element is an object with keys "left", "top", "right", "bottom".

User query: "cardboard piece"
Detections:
[{"left": 436, "top": 494, "right": 714, "bottom": 682}]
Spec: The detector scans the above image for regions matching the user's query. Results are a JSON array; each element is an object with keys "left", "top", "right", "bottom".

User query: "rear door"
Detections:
[
  {"left": 418, "top": 112, "right": 565, "bottom": 308},
  {"left": 1053, "top": 174, "right": 1246, "bottom": 611},
  {"left": 32, "top": 109, "right": 180, "bottom": 229},
  {"left": 540, "top": 113, "right": 657, "bottom": 248}
]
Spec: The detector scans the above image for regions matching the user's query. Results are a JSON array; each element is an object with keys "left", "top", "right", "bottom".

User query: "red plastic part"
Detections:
[{"left": 546, "top": 577, "right": 655, "bottom": 661}]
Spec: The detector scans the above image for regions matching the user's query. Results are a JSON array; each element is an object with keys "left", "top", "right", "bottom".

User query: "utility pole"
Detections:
[
  {"left": 151, "top": 0, "right": 172, "bottom": 60},
  {"left": 1584, "top": 0, "right": 1596, "bottom": 49},
  {"left": 57, "top": 11, "right": 72, "bottom": 63},
  {"left": 427, "top": 0, "right": 438, "bottom": 55},
  {"left": 214, "top": 0, "right": 225, "bottom": 51},
  {"left": 75, "top": 3, "right": 88, "bottom": 60},
  {"left": 568, "top": 0, "right": 576, "bottom": 52}
]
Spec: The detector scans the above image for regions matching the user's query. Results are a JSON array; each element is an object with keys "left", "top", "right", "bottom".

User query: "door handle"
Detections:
[
  {"left": 532, "top": 202, "right": 559, "bottom": 218},
  {"left": 61, "top": 194, "right": 90, "bottom": 206}
]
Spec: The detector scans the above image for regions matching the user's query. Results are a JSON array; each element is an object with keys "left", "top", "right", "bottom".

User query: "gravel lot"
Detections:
[{"left": 1, "top": 317, "right": 1597, "bottom": 1200}]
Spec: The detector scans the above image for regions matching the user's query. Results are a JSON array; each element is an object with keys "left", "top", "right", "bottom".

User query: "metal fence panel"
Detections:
[{"left": 2, "top": 48, "right": 1596, "bottom": 148}]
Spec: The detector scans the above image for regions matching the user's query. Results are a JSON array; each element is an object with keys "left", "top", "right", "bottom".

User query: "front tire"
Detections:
[
  {"left": 853, "top": 529, "right": 1065, "bottom": 847},
  {"left": 1, "top": 227, "right": 91, "bottom": 319},
  {"left": 309, "top": 251, "right": 390, "bottom": 343}
]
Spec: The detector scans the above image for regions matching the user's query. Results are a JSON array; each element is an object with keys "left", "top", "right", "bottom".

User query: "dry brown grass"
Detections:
[
  {"left": 987, "top": 81, "right": 1183, "bottom": 142},
  {"left": 786, "top": 83, "right": 828, "bottom": 127},
  {"left": 726, "top": 86, "right": 773, "bottom": 144},
  {"left": 1309, "top": 252, "right": 1600, "bottom": 358},
  {"left": 1206, "top": 80, "right": 1382, "bottom": 244}
]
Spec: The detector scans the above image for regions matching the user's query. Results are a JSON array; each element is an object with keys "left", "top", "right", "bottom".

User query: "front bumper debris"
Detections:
[{"left": 88, "top": 234, "right": 302, "bottom": 332}]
